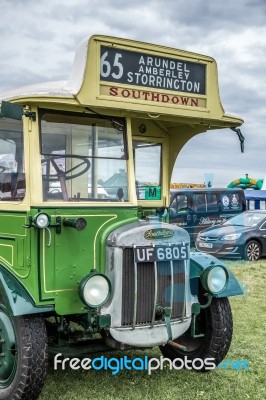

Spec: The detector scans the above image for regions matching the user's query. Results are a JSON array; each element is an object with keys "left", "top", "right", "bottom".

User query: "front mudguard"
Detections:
[
  {"left": 0, "top": 265, "right": 54, "bottom": 316},
  {"left": 190, "top": 252, "right": 244, "bottom": 298}
]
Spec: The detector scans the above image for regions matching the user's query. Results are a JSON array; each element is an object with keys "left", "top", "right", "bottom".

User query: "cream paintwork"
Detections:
[{"left": 0, "top": 35, "right": 243, "bottom": 210}]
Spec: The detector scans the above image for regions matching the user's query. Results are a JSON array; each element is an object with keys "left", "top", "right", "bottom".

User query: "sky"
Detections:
[{"left": 0, "top": 0, "right": 266, "bottom": 188}]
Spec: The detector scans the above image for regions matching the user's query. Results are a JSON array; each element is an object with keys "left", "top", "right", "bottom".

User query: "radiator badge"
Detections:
[{"left": 144, "top": 228, "right": 174, "bottom": 240}]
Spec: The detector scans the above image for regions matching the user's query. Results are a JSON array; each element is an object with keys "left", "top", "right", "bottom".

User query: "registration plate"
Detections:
[
  {"left": 134, "top": 244, "right": 189, "bottom": 263},
  {"left": 198, "top": 242, "right": 213, "bottom": 249}
]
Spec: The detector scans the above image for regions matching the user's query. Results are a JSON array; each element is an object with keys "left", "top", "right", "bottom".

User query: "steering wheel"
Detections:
[{"left": 42, "top": 155, "right": 90, "bottom": 182}]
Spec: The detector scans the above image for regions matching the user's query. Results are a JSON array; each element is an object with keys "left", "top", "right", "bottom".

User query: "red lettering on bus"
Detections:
[
  {"left": 181, "top": 97, "right": 189, "bottom": 105},
  {"left": 107, "top": 87, "right": 200, "bottom": 108},
  {"left": 162, "top": 95, "right": 169, "bottom": 103},
  {"left": 143, "top": 92, "right": 150, "bottom": 100},
  {"left": 132, "top": 90, "right": 141, "bottom": 99},
  {"left": 109, "top": 87, "right": 118, "bottom": 96},
  {"left": 121, "top": 89, "right": 130, "bottom": 98},
  {"left": 172, "top": 96, "right": 179, "bottom": 104},
  {"left": 151, "top": 93, "right": 160, "bottom": 101}
]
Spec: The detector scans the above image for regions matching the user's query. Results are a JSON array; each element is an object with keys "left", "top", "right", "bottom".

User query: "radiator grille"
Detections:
[{"left": 121, "top": 248, "right": 185, "bottom": 326}]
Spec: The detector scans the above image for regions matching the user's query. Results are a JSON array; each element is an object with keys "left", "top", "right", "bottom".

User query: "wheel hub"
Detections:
[
  {"left": 0, "top": 310, "right": 17, "bottom": 386},
  {"left": 247, "top": 243, "right": 260, "bottom": 260}
]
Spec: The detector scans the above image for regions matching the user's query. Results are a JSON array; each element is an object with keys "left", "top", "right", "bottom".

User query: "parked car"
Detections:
[
  {"left": 195, "top": 210, "right": 266, "bottom": 260},
  {"left": 170, "top": 188, "right": 246, "bottom": 243}
]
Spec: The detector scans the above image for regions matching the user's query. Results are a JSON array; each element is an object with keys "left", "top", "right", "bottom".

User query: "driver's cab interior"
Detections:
[{"left": 40, "top": 110, "right": 128, "bottom": 202}]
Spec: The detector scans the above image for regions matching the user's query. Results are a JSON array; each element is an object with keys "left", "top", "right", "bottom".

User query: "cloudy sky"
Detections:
[{"left": 1, "top": 0, "right": 266, "bottom": 187}]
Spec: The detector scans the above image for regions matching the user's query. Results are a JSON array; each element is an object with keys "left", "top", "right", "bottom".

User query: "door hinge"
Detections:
[{"left": 24, "top": 110, "right": 36, "bottom": 121}]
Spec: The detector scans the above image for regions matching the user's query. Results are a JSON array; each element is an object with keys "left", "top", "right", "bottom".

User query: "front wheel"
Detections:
[
  {"left": 244, "top": 240, "right": 261, "bottom": 261},
  {"left": 160, "top": 297, "right": 233, "bottom": 371},
  {"left": 0, "top": 305, "right": 48, "bottom": 400}
]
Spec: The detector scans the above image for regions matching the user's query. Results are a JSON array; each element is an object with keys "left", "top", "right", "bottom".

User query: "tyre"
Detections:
[
  {"left": 244, "top": 240, "right": 261, "bottom": 261},
  {"left": 0, "top": 303, "right": 48, "bottom": 400},
  {"left": 160, "top": 297, "right": 233, "bottom": 371}
]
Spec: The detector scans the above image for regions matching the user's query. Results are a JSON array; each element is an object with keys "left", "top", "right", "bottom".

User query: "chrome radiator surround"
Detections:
[
  {"left": 109, "top": 317, "right": 191, "bottom": 347},
  {"left": 101, "top": 219, "right": 192, "bottom": 347}
]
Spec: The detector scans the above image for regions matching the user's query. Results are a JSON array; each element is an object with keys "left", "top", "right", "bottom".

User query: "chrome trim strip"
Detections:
[
  {"left": 132, "top": 260, "right": 138, "bottom": 329},
  {"left": 169, "top": 259, "right": 174, "bottom": 318},
  {"left": 182, "top": 259, "right": 188, "bottom": 321},
  {"left": 151, "top": 261, "right": 158, "bottom": 327}
]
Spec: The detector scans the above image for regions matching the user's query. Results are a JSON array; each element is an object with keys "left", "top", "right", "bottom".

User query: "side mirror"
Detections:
[
  {"left": 0, "top": 101, "right": 24, "bottom": 120},
  {"left": 0, "top": 101, "right": 36, "bottom": 121}
]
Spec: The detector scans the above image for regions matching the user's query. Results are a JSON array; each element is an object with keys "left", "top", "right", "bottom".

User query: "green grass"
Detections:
[{"left": 39, "top": 259, "right": 266, "bottom": 400}]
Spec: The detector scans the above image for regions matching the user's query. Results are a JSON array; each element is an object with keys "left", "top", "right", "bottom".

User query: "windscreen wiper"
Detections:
[{"left": 85, "top": 107, "right": 124, "bottom": 132}]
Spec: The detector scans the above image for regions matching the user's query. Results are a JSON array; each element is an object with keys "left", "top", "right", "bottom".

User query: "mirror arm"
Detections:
[{"left": 231, "top": 127, "right": 245, "bottom": 153}]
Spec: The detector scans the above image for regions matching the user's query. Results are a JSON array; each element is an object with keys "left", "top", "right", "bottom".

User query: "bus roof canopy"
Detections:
[{"left": 0, "top": 35, "right": 243, "bottom": 130}]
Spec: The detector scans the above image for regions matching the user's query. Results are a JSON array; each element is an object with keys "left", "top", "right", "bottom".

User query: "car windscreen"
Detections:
[{"left": 223, "top": 212, "right": 266, "bottom": 227}]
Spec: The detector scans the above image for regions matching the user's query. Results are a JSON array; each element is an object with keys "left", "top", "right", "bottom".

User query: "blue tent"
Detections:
[{"left": 244, "top": 190, "right": 266, "bottom": 210}]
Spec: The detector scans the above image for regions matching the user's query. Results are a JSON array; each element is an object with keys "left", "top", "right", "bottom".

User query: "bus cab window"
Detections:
[
  {"left": 0, "top": 118, "right": 25, "bottom": 201},
  {"left": 134, "top": 141, "right": 162, "bottom": 200},
  {"left": 40, "top": 112, "right": 128, "bottom": 202}
]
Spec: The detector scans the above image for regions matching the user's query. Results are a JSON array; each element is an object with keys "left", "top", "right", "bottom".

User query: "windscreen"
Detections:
[
  {"left": 223, "top": 212, "right": 266, "bottom": 227},
  {"left": 40, "top": 111, "right": 128, "bottom": 202}
]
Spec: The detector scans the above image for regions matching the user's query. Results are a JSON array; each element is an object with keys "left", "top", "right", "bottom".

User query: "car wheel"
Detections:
[
  {"left": 0, "top": 303, "right": 47, "bottom": 400},
  {"left": 159, "top": 297, "right": 233, "bottom": 371},
  {"left": 244, "top": 240, "right": 261, "bottom": 261}
]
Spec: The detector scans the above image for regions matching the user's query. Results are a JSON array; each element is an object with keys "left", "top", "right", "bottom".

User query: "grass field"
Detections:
[{"left": 39, "top": 259, "right": 266, "bottom": 400}]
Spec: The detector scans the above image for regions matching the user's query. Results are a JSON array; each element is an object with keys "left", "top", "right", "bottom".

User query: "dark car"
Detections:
[{"left": 195, "top": 210, "right": 266, "bottom": 260}]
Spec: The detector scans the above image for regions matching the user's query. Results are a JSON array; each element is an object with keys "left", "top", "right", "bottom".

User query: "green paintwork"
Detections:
[
  {"left": 190, "top": 251, "right": 244, "bottom": 297},
  {"left": 96, "top": 314, "right": 111, "bottom": 328},
  {"left": 0, "top": 210, "right": 44, "bottom": 310},
  {"left": 28, "top": 207, "right": 137, "bottom": 315},
  {"left": 190, "top": 313, "right": 205, "bottom": 339},
  {"left": 0, "top": 266, "right": 54, "bottom": 316},
  {"left": 0, "top": 207, "right": 137, "bottom": 315}
]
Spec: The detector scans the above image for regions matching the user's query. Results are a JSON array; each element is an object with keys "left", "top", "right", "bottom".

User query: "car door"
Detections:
[
  {"left": 193, "top": 192, "right": 228, "bottom": 234},
  {"left": 169, "top": 192, "right": 194, "bottom": 238}
]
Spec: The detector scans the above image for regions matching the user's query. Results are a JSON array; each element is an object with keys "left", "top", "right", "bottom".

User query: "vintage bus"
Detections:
[{"left": 0, "top": 35, "right": 244, "bottom": 399}]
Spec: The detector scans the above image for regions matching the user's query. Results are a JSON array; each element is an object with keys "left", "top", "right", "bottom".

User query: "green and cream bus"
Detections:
[{"left": 0, "top": 35, "right": 244, "bottom": 399}]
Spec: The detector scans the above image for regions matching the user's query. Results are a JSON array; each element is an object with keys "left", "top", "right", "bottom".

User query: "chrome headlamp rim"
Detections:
[
  {"left": 78, "top": 272, "right": 111, "bottom": 308},
  {"left": 200, "top": 265, "right": 228, "bottom": 295},
  {"left": 33, "top": 212, "right": 50, "bottom": 229}
]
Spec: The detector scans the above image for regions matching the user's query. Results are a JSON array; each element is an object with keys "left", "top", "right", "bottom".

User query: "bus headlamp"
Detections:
[
  {"left": 200, "top": 265, "right": 228, "bottom": 294},
  {"left": 79, "top": 273, "right": 111, "bottom": 308},
  {"left": 33, "top": 213, "right": 50, "bottom": 229}
]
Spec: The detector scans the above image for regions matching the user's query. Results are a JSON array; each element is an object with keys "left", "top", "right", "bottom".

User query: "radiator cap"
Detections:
[{"left": 146, "top": 215, "right": 159, "bottom": 223}]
